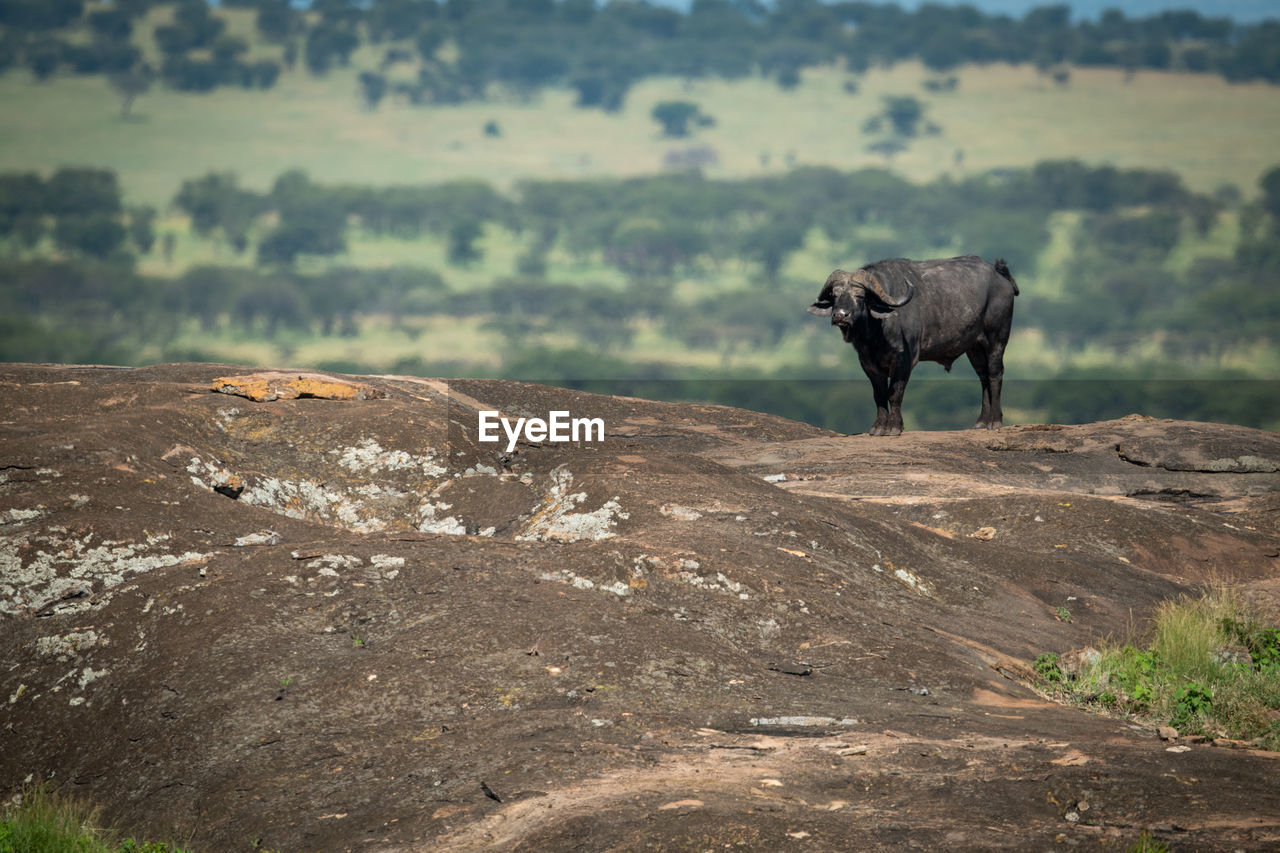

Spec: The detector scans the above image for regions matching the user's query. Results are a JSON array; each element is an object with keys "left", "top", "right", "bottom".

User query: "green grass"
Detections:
[
  {"left": 1126, "top": 831, "right": 1171, "bottom": 853},
  {"left": 0, "top": 786, "right": 190, "bottom": 853},
  {"left": 1036, "top": 588, "right": 1280, "bottom": 748},
  {"left": 4, "top": 56, "right": 1280, "bottom": 208}
]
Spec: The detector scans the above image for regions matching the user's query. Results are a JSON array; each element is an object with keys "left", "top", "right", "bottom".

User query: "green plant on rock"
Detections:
[
  {"left": 1033, "top": 652, "right": 1064, "bottom": 684},
  {"left": 1126, "top": 830, "right": 1170, "bottom": 853},
  {"left": 1170, "top": 683, "right": 1214, "bottom": 731},
  {"left": 1031, "top": 588, "right": 1280, "bottom": 747},
  {"left": 1221, "top": 617, "right": 1280, "bottom": 673},
  {"left": 0, "top": 785, "right": 193, "bottom": 853}
]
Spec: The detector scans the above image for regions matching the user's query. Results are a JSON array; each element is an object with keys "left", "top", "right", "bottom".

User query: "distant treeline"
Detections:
[
  {"left": 2, "top": 156, "right": 1280, "bottom": 356},
  {"left": 2, "top": 159, "right": 1278, "bottom": 399},
  {"left": 173, "top": 159, "right": 1217, "bottom": 280},
  {"left": 0, "top": 0, "right": 1277, "bottom": 105}
]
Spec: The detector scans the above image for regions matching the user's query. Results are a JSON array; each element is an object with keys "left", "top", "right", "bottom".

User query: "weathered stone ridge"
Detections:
[{"left": 1, "top": 363, "right": 1278, "bottom": 851}]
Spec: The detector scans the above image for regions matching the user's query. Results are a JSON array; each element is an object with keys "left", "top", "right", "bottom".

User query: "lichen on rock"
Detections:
[
  {"left": 517, "top": 466, "right": 629, "bottom": 543},
  {"left": 211, "top": 372, "right": 385, "bottom": 403},
  {"left": 1, "top": 530, "right": 211, "bottom": 616},
  {"left": 331, "top": 438, "right": 447, "bottom": 478}
]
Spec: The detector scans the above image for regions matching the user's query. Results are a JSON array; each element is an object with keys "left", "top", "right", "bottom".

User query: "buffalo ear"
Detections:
[{"left": 809, "top": 269, "right": 847, "bottom": 316}]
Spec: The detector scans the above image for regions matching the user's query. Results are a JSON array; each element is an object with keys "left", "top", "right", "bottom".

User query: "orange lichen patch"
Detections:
[{"left": 211, "top": 373, "right": 386, "bottom": 403}]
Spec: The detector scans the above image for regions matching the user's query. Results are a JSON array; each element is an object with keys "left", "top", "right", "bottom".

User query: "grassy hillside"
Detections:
[
  {"left": 3, "top": 58, "right": 1279, "bottom": 208},
  {"left": 3, "top": 3, "right": 1278, "bottom": 431}
]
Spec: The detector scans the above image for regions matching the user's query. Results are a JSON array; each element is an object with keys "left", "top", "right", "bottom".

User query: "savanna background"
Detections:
[{"left": 1, "top": 0, "right": 1278, "bottom": 431}]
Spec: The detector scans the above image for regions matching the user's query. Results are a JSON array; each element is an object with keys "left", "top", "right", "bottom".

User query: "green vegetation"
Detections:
[
  {"left": 1033, "top": 652, "right": 1065, "bottom": 684},
  {"left": 4, "top": 1, "right": 1277, "bottom": 107},
  {"left": 1126, "top": 832, "right": 1171, "bottom": 853},
  {"left": 651, "top": 100, "right": 714, "bottom": 138},
  {"left": 0, "top": 786, "right": 190, "bottom": 853},
  {"left": 1035, "top": 589, "right": 1280, "bottom": 749},
  {"left": 2, "top": 155, "right": 1279, "bottom": 432},
  {"left": 5, "top": 61, "right": 1280, "bottom": 205},
  {"left": 1, "top": 2, "right": 1277, "bottom": 432}
]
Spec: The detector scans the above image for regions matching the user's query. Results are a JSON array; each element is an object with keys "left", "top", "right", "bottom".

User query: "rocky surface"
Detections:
[{"left": 2, "top": 363, "right": 1279, "bottom": 851}]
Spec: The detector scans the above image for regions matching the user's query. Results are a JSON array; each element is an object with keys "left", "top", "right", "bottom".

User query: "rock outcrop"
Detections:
[{"left": 2, "top": 364, "right": 1278, "bottom": 850}]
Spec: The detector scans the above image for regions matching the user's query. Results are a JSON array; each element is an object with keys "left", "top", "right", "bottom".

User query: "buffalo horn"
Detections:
[{"left": 853, "top": 268, "right": 914, "bottom": 307}]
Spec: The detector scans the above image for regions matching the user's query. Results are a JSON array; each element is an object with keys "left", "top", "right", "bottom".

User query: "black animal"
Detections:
[{"left": 807, "top": 255, "right": 1018, "bottom": 436}]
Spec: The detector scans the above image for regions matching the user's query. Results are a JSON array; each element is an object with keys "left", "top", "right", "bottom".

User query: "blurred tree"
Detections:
[
  {"left": 359, "top": 70, "right": 388, "bottom": 109},
  {"left": 0, "top": 171, "right": 45, "bottom": 217},
  {"left": 257, "top": 177, "right": 347, "bottom": 266},
  {"left": 369, "top": 0, "right": 438, "bottom": 42},
  {"left": 25, "top": 39, "right": 61, "bottom": 80},
  {"left": 0, "top": 0, "right": 84, "bottom": 31},
  {"left": 115, "top": 0, "right": 154, "bottom": 17},
  {"left": 232, "top": 277, "right": 308, "bottom": 336},
  {"left": 88, "top": 8, "right": 133, "bottom": 41},
  {"left": 447, "top": 219, "right": 483, "bottom": 265},
  {"left": 128, "top": 205, "right": 157, "bottom": 254},
  {"left": 0, "top": 171, "right": 45, "bottom": 249},
  {"left": 45, "top": 168, "right": 121, "bottom": 217},
  {"left": 250, "top": 59, "right": 282, "bottom": 89},
  {"left": 256, "top": 0, "right": 297, "bottom": 42},
  {"left": 173, "top": 172, "right": 265, "bottom": 251},
  {"left": 160, "top": 55, "right": 220, "bottom": 91},
  {"left": 652, "top": 101, "right": 705, "bottom": 137},
  {"left": 53, "top": 215, "right": 127, "bottom": 260},
  {"left": 305, "top": 23, "right": 359, "bottom": 74},
  {"left": 882, "top": 95, "right": 924, "bottom": 137},
  {"left": 1259, "top": 165, "right": 1280, "bottom": 224},
  {"left": 740, "top": 219, "right": 806, "bottom": 278},
  {"left": 108, "top": 62, "right": 153, "bottom": 119}
]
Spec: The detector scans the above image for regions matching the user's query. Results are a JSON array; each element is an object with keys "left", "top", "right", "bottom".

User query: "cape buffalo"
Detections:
[{"left": 807, "top": 255, "right": 1018, "bottom": 436}]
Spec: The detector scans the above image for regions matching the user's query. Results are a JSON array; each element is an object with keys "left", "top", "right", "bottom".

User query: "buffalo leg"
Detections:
[
  {"left": 967, "top": 343, "right": 1006, "bottom": 429},
  {"left": 863, "top": 368, "right": 890, "bottom": 436},
  {"left": 966, "top": 345, "right": 994, "bottom": 428},
  {"left": 885, "top": 370, "right": 910, "bottom": 436},
  {"left": 985, "top": 341, "right": 1006, "bottom": 429}
]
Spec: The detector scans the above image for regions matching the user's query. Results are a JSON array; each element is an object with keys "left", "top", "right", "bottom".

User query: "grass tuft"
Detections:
[
  {"left": 1036, "top": 587, "right": 1280, "bottom": 748},
  {"left": 0, "top": 786, "right": 190, "bottom": 853}
]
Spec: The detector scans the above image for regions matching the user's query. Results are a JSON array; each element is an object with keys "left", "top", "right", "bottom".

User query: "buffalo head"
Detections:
[{"left": 806, "top": 268, "right": 914, "bottom": 340}]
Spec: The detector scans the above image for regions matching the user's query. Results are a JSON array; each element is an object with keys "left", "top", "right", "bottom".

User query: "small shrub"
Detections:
[
  {"left": 1033, "top": 652, "right": 1064, "bottom": 683},
  {"left": 0, "top": 786, "right": 193, "bottom": 853},
  {"left": 1127, "top": 830, "right": 1170, "bottom": 853},
  {"left": 1150, "top": 593, "right": 1233, "bottom": 684},
  {"left": 1223, "top": 618, "right": 1280, "bottom": 672},
  {"left": 1031, "top": 588, "right": 1280, "bottom": 744},
  {"left": 1170, "top": 683, "right": 1213, "bottom": 730}
]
